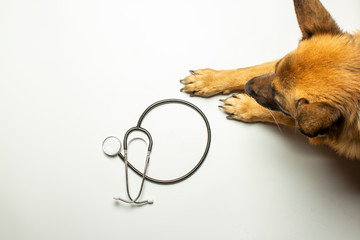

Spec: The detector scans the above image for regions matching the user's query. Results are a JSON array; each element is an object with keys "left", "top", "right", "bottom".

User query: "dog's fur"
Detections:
[{"left": 180, "top": 0, "right": 360, "bottom": 160}]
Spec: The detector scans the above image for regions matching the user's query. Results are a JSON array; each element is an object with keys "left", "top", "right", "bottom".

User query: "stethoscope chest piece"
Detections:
[
  {"left": 102, "top": 99, "right": 211, "bottom": 206},
  {"left": 102, "top": 136, "right": 122, "bottom": 157}
]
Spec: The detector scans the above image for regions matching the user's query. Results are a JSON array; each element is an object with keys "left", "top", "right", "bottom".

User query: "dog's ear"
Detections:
[
  {"left": 293, "top": 0, "right": 342, "bottom": 39},
  {"left": 295, "top": 99, "right": 341, "bottom": 138}
]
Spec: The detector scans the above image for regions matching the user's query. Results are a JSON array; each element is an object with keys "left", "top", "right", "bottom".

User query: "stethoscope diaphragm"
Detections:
[{"left": 102, "top": 136, "right": 122, "bottom": 157}]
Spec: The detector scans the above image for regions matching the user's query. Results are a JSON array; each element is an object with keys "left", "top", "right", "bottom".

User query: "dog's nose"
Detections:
[
  {"left": 243, "top": 73, "right": 280, "bottom": 111},
  {"left": 244, "top": 77, "right": 257, "bottom": 98}
]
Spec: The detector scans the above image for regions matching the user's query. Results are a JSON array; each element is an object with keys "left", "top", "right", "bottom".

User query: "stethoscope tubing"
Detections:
[
  {"left": 123, "top": 127, "right": 152, "bottom": 203},
  {"left": 117, "top": 98, "right": 211, "bottom": 185}
]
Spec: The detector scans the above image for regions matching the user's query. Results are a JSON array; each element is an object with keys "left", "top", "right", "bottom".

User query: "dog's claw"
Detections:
[
  {"left": 219, "top": 99, "right": 225, "bottom": 102},
  {"left": 180, "top": 88, "right": 184, "bottom": 92},
  {"left": 189, "top": 70, "right": 195, "bottom": 75},
  {"left": 189, "top": 90, "right": 200, "bottom": 97},
  {"left": 180, "top": 79, "right": 185, "bottom": 84},
  {"left": 226, "top": 115, "right": 234, "bottom": 120}
]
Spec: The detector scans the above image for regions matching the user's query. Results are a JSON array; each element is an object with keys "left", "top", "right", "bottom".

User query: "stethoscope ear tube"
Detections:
[
  {"left": 123, "top": 127, "right": 153, "bottom": 152},
  {"left": 118, "top": 98, "right": 211, "bottom": 185},
  {"left": 119, "top": 127, "right": 153, "bottom": 205}
]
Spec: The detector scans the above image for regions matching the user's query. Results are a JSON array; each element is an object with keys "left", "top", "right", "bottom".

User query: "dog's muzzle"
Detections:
[{"left": 245, "top": 73, "right": 280, "bottom": 112}]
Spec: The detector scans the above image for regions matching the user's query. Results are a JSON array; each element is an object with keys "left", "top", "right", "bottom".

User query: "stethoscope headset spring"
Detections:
[{"left": 102, "top": 99, "right": 211, "bottom": 205}]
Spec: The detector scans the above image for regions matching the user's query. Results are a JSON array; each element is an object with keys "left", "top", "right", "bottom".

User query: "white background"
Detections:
[{"left": 1, "top": 0, "right": 360, "bottom": 239}]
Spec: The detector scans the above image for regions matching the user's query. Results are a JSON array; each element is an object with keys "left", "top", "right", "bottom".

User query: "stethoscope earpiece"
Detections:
[{"left": 102, "top": 99, "right": 211, "bottom": 206}]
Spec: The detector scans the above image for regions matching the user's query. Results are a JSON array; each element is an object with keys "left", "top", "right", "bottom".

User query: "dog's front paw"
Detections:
[
  {"left": 180, "top": 69, "right": 228, "bottom": 97},
  {"left": 219, "top": 93, "right": 269, "bottom": 122}
]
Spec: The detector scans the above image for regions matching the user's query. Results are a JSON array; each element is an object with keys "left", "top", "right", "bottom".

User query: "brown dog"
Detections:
[{"left": 180, "top": 0, "right": 360, "bottom": 160}]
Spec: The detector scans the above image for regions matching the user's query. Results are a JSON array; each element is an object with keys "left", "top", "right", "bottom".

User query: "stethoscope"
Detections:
[{"left": 102, "top": 99, "right": 211, "bottom": 205}]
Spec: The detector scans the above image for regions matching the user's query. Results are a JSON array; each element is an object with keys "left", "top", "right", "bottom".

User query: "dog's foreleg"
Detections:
[
  {"left": 220, "top": 93, "right": 295, "bottom": 126},
  {"left": 180, "top": 60, "right": 294, "bottom": 126},
  {"left": 180, "top": 60, "right": 277, "bottom": 97}
]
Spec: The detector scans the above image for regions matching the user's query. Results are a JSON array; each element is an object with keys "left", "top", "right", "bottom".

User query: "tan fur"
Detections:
[
  {"left": 279, "top": 34, "right": 360, "bottom": 159},
  {"left": 180, "top": 0, "right": 360, "bottom": 160}
]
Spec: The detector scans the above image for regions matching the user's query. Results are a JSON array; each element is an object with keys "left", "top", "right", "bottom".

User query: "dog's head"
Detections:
[
  {"left": 245, "top": 36, "right": 360, "bottom": 139},
  {"left": 245, "top": 0, "right": 360, "bottom": 140}
]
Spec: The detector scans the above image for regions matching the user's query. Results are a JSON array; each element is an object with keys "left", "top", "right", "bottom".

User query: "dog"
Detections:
[{"left": 180, "top": 0, "right": 360, "bottom": 160}]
